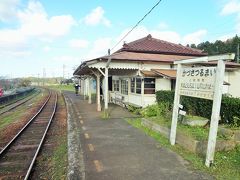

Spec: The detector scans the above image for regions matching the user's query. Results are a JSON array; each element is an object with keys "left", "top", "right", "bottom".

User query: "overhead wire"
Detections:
[{"left": 110, "top": 0, "right": 163, "bottom": 52}]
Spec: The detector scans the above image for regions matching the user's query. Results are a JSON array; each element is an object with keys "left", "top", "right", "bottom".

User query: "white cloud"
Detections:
[
  {"left": 182, "top": 29, "right": 207, "bottom": 45},
  {"left": 18, "top": 1, "right": 76, "bottom": 39},
  {"left": 0, "top": 49, "right": 31, "bottom": 59},
  {"left": 112, "top": 26, "right": 205, "bottom": 52},
  {"left": 83, "top": 6, "right": 111, "bottom": 27},
  {"left": 221, "top": 0, "right": 240, "bottom": 15},
  {"left": 43, "top": 46, "right": 51, "bottom": 52},
  {"left": 69, "top": 39, "right": 89, "bottom": 49},
  {"left": 158, "top": 22, "right": 169, "bottom": 30},
  {"left": 217, "top": 33, "right": 235, "bottom": 41},
  {"left": 53, "top": 55, "right": 83, "bottom": 64},
  {"left": 115, "top": 26, "right": 181, "bottom": 49},
  {"left": 0, "top": 0, "right": 76, "bottom": 58},
  {"left": 92, "top": 38, "right": 112, "bottom": 54},
  {"left": 220, "top": 0, "right": 240, "bottom": 34},
  {"left": 151, "top": 30, "right": 181, "bottom": 44},
  {"left": 10, "top": 50, "right": 32, "bottom": 57},
  {"left": 0, "top": 29, "right": 26, "bottom": 45},
  {"left": 84, "top": 37, "right": 112, "bottom": 59},
  {"left": 0, "top": 0, "right": 19, "bottom": 22},
  {"left": 83, "top": 26, "right": 206, "bottom": 60}
]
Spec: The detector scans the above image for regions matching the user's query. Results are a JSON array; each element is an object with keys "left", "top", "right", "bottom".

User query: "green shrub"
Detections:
[
  {"left": 156, "top": 90, "right": 174, "bottom": 109},
  {"left": 156, "top": 90, "right": 240, "bottom": 127},
  {"left": 140, "top": 102, "right": 172, "bottom": 119},
  {"left": 141, "top": 104, "right": 159, "bottom": 117},
  {"left": 221, "top": 95, "right": 240, "bottom": 126},
  {"left": 126, "top": 104, "right": 141, "bottom": 115},
  {"left": 158, "top": 102, "right": 172, "bottom": 119}
]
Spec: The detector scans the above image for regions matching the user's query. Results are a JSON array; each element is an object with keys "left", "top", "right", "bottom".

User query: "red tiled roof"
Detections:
[
  {"left": 116, "top": 34, "right": 206, "bottom": 56},
  {"left": 99, "top": 51, "right": 196, "bottom": 63},
  {"left": 141, "top": 70, "right": 160, "bottom": 77},
  {"left": 152, "top": 69, "right": 177, "bottom": 79},
  {"left": 141, "top": 69, "right": 177, "bottom": 78}
]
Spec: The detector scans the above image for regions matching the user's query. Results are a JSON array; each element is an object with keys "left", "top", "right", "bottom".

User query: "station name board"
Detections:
[{"left": 179, "top": 67, "right": 216, "bottom": 100}]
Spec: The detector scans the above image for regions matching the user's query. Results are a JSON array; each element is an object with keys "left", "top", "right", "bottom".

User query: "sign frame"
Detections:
[
  {"left": 169, "top": 53, "right": 235, "bottom": 167},
  {"left": 179, "top": 66, "right": 217, "bottom": 100}
]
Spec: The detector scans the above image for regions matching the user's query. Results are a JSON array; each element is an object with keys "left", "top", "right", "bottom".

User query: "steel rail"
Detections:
[
  {"left": 0, "top": 91, "right": 51, "bottom": 156},
  {"left": 24, "top": 93, "right": 57, "bottom": 180}
]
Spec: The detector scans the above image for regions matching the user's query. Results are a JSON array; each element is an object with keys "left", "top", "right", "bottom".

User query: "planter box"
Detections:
[{"left": 141, "top": 118, "right": 239, "bottom": 155}]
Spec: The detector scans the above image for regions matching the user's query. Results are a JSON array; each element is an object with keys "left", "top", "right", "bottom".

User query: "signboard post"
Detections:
[
  {"left": 205, "top": 60, "right": 225, "bottom": 167},
  {"left": 170, "top": 63, "right": 182, "bottom": 145},
  {"left": 170, "top": 54, "right": 234, "bottom": 167}
]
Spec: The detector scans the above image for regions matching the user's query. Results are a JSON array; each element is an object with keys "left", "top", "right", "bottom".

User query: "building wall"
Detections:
[
  {"left": 155, "top": 78, "right": 171, "bottom": 91},
  {"left": 142, "top": 94, "right": 156, "bottom": 107},
  {"left": 228, "top": 69, "right": 240, "bottom": 97},
  {"left": 223, "top": 72, "right": 229, "bottom": 95},
  {"left": 90, "top": 61, "right": 173, "bottom": 108}
]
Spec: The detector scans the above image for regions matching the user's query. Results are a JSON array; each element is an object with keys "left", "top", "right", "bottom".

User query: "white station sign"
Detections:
[{"left": 179, "top": 67, "right": 216, "bottom": 100}]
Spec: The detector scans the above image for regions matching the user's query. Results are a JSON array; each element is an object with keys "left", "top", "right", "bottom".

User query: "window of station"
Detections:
[
  {"left": 131, "top": 78, "right": 135, "bottom": 93},
  {"left": 136, "top": 78, "right": 141, "bottom": 94},
  {"left": 144, "top": 78, "right": 155, "bottom": 94},
  {"left": 121, "top": 79, "right": 128, "bottom": 95},
  {"left": 113, "top": 80, "right": 119, "bottom": 91},
  {"left": 130, "top": 78, "right": 142, "bottom": 94}
]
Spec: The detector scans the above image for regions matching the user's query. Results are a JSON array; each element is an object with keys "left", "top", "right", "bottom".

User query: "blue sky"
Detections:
[{"left": 0, "top": 0, "right": 239, "bottom": 78}]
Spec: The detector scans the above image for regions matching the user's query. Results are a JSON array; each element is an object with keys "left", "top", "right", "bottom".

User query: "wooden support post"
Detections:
[
  {"left": 78, "top": 78, "right": 82, "bottom": 95},
  {"left": 170, "top": 63, "right": 182, "bottom": 145},
  {"left": 88, "top": 77, "right": 92, "bottom": 104},
  {"left": 83, "top": 79, "right": 86, "bottom": 100},
  {"left": 205, "top": 60, "right": 225, "bottom": 167},
  {"left": 96, "top": 74, "right": 101, "bottom": 111},
  {"left": 141, "top": 77, "right": 144, "bottom": 106},
  {"left": 104, "top": 67, "right": 108, "bottom": 110}
]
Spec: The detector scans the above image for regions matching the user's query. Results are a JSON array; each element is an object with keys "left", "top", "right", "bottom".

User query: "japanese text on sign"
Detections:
[{"left": 179, "top": 67, "right": 216, "bottom": 100}]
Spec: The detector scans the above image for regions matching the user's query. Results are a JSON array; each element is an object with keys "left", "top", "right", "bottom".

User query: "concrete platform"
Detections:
[{"left": 63, "top": 91, "right": 213, "bottom": 180}]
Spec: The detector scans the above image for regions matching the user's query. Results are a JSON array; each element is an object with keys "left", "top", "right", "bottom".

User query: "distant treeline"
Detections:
[{"left": 186, "top": 35, "right": 240, "bottom": 61}]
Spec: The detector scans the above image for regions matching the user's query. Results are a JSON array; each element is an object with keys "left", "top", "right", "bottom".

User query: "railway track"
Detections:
[
  {"left": 0, "top": 89, "right": 40, "bottom": 116},
  {"left": 0, "top": 90, "right": 57, "bottom": 180}
]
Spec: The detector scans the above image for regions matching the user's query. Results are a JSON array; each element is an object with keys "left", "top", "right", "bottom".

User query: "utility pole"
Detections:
[
  {"left": 43, "top": 68, "right": 46, "bottom": 86},
  {"left": 38, "top": 73, "right": 40, "bottom": 86},
  {"left": 63, "top": 64, "right": 66, "bottom": 80},
  {"left": 237, "top": 43, "right": 239, "bottom": 63}
]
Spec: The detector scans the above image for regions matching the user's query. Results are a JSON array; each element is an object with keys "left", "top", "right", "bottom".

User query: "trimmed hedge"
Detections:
[{"left": 156, "top": 90, "right": 240, "bottom": 126}]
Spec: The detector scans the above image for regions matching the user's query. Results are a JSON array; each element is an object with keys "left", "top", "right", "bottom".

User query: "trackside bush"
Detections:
[
  {"left": 140, "top": 103, "right": 171, "bottom": 118},
  {"left": 156, "top": 90, "right": 240, "bottom": 127}
]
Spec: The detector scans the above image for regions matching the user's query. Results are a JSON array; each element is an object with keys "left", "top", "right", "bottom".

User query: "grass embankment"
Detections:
[
  {"left": 0, "top": 89, "right": 38, "bottom": 109},
  {"left": 148, "top": 115, "right": 227, "bottom": 141},
  {"left": 127, "top": 118, "right": 240, "bottom": 180},
  {"left": 33, "top": 92, "right": 67, "bottom": 179},
  {"left": 0, "top": 89, "right": 46, "bottom": 131},
  {"left": 0, "top": 109, "right": 26, "bottom": 130},
  {"left": 47, "top": 84, "right": 75, "bottom": 92}
]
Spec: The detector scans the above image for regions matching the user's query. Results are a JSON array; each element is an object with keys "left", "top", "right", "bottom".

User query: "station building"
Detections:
[{"left": 73, "top": 34, "right": 240, "bottom": 111}]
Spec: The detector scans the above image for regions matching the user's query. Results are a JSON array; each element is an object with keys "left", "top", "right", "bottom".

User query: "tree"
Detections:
[
  {"left": 190, "top": 44, "right": 197, "bottom": 48},
  {"left": 19, "top": 79, "right": 31, "bottom": 87},
  {"left": 195, "top": 35, "right": 240, "bottom": 62}
]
